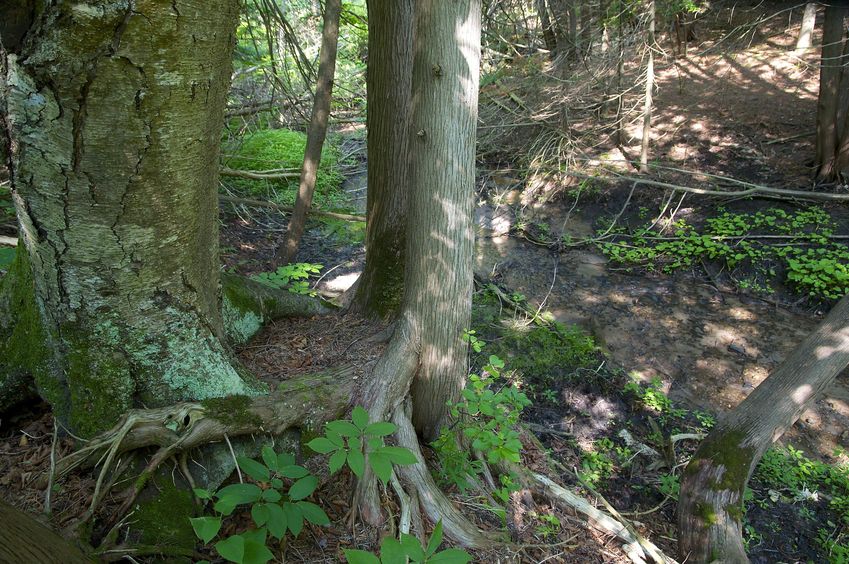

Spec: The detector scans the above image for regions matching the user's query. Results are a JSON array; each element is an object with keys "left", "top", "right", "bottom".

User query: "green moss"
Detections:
[
  {"left": 0, "top": 243, "right": 52, "bottom": 411},
  {"left": 697, "top": 502, "right": 719, "bottom": 525},
  {"left": 202, "top": 394, "right": 262, "bottom": 428},
  {"left": 221, "top": 289, "right": 264, "bottom": 346},
  {"left": 133, "top": 477, "right": 196, "bottom": 554},
  {"left": 222, "top": 128, "right": 347, "bottom": 211},
  {"left": 64, "top": 326, "right": 134, "bottom": 438},
  {"left": 489, "top": 322, "right": 598, "bottom": 384}
]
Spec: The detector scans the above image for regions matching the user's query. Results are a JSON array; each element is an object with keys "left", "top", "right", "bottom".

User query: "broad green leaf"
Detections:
[
  {"left": 347, "top": 440, "right": 365, "bottom": 477},
  {"left": 307, "top": 437, "right": 339, "bottom": 454},
  {"left": 189, "top": 516, "right": 221, "bottom": 544},
  {"left": 279, "top": 465, "right": 310, "bottom": 479},
  {"left": 277, "top": 452, "right": 296, "bottom": 468},
  {"left": 241, "top": 529, "right": 273, "bottom": 564},
  {"left": 343, "top": 549, "right": 381, "bottom": 564},
  {"left": 426, "top": 521, "right": 444, "bottom": 557},
  {"left": 216, "top": 483, "right": 263, "bottom": 505},
  {"left": 271, "top": 478, "right": 284, "bottom": 489},
  {"left": 193, "top": 487, "right": 213, "bottom": 500},
  {"left": 237, "top": 456, "right": 270, "bottom": 482},
  {"left": 369, "top": 452, "right": 392, "bottom": 484},
  {"left": 282, "top": 502, "right": 304, "bottom": 536},
  {"left": 326, "top": 428, "right": 345, "bottom": 448},
  {"left": 329, "top": 449, "right": 347, "bottom": 474},
  {"left": 380, "top": 537, "right": 407, "bottom": 564},
  {"left": 265, "top": 502, "right": 287, "bottom": 539},
  {"left": 214, "top": 497, "right": 238, "bottom": 516},
  {"left": 400, "top": 533, "right": 424, "bottom": 561},
  {"left": 352, "top": 406, "right": 370, "bottom": 429},
  {"left": 251, "top": 503, "right": 271, "bottom": 527},
  {"left": 288, "top": 475, "right": 318, "bottom": 501},
  {"left": 327, "top": 420, "right": 361, "bottom": 438},
  {"left": 261, "top": 488, "right": 282, "bottom": 503},
  {"left": 261, "top": 446, "right": 279, "bottom": 471},
  {"left": 428, "top": 549, "right": 473, "bottom": 563},
  {"left": 379, "top": 446, "right": 417, "bottom": 466},
  {"left": 364, "top": 421, "right": 396, "bottom": 437},
  {"left": 298, "top": 501, "right": 330, "bottom": 525},
  {"left": 242, "top": 537, "right": 274, "bottom": 564},
  {"left": 215, "top": 534, "right": 244, "bottom": 563}
]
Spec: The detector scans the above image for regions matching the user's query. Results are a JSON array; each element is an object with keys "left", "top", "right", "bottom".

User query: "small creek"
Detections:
[{"left": 474, "top": 201, "right": 849, "bottom": 459}]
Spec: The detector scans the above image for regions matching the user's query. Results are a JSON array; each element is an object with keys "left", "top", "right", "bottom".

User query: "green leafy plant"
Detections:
[
  {"left": 451, "top": 355, "right": 530, "bottom": 465},
  {"left": 223, "top": 128, "right": 345, "bottom": 210},
  {"left": 306, "top": 406, "right": 418, "bottom": 483},
  {"left": 251, "top": 263, "right": 323, "bottom": 295},
  {"left": 344, "top": 521, "right": 471, "bottom": 564},
  {"left": 657, "top": 473, "right": 680, "bottom": 500},
  {"left": 532, "top": 511, "right": 562, "bottom": 540},
  {"left": 190, "top": 446, "right": 330, "bottom": 564},
  {"left": 462, "top": 329, "right": 486, "bottom": 354},
  {"left": 599, "top": 206, "right": 849, "bottom": 300},
  {"left": 579, "top": 438, "right": 615, "bottom": 487}
]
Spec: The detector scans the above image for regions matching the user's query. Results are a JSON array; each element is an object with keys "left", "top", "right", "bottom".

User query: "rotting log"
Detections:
[
  {"left": 678, "top": 295, "right": 849, "bottom": 563},
  {"left": 0, "top": 498, "right": 92, "bottom": 563}
]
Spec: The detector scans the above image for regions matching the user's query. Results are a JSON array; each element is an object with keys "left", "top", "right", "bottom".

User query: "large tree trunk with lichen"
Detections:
[
  {"left": 350, "top": 0, "right": 413, "bottom": 319},
  {"left": 0, "top": 0, "right": 256, "bottom": 438},
  {"left": 678, "top": 295, "right": 849, "bottom": 563}
]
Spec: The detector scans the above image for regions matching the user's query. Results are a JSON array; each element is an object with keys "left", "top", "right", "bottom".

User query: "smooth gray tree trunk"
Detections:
[
  {"left": 405, "top": 0, "right": 481, "bottom": 440},
  {"left": 795, "top": 2, "right": 817, "bottom": 54},
  {"left": 640, "top": 0, "right": 655, "bottom": 173}
]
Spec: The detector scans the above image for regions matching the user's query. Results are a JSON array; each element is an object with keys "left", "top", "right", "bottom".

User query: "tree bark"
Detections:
[
  {"left": 0, "top": 0, "right": 251, "bottom": 437},
  {"left": 350, "top": 0, "right": 413, "bottom": 320},
  {"left": 814, "top": 4, "right": 848, "bottom": 181},
  {"left": 278, "top": 0, "right": 341, "bottom": 264},
  {"left": 405, "top": 0, "right": 481, "bottom": 440},
  {"left": 795, "top": 2, "right": 817, "bottom": 55},
  {"left": 0, "top": 498, "right": 92, "bottom": 564},
  {"left": 640, "top": 0, "right": 655, "bottom": 173},
  {"left": 537, "top": 0, "right": 558, "bottom": 54},
  {"left": 678, "top": 295, "right": 849, "bottom": 563}
]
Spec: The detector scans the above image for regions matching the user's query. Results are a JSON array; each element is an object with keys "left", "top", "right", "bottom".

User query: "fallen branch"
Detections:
[
  {"left": 219, "top": 194, "right": 366, "bottom": 222},
  {"left": 220, "top": 167, "right": 300, "bottom": 180},
  {"left": 0, "top": 236, "right": 17, "bottom": 247},
  {"left": 531, "top": 472, "right": 677, "bottom": 564},
  {"left": 566, "top": 171, "right": 849, "bottom": 203}
]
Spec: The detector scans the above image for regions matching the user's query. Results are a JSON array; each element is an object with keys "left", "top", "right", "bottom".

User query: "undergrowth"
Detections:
[
  {"left": 222, "top": 129, "right": 348, "bottom": 211},
  {"left": 598, "top": 206, "right": 849, "bottom": 300}
]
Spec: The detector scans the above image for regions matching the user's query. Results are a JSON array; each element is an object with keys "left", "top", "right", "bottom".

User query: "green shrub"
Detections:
[{"left": 222, "top": 129, "right": 346, "bottom": 210}]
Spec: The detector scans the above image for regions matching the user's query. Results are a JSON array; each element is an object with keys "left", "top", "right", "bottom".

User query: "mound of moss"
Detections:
[{"left": 222, "top": 129, "right": 347, "bottom": 210}]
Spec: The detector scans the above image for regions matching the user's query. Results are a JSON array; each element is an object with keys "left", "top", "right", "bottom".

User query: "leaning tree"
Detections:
[{"left": 678, "top": 294, "right": 849, "bottom": 563}]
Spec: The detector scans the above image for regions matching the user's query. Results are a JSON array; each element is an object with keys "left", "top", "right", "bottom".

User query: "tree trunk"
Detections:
[
  {"left": 538, "top": 0, "right": 558, "bottom": 54},
  {"left": 278, "top": 0, "right": 341, "bottom": 264},
  {"left": 350, "top": 0, "right": 413, "bottom": 319},
  {"left": 0, "top": 498, "right": 92, "bottom": 563},
  {"left": 678, "top": 295, "right": 849, "bottom": 563},
  {"left": 795, "top": 2, "right": 817, "bottom": 55},
  {"left": 0, "top": 0, "right": 252, "bottom": 437},
  {"left": 405, "top": 0, "right": 481, "bottom": 440},
  {"left": 350, "top": 1, "right": 485, "bottom": 546},
  {"left": 640, "top": 0, "right": 655, "bottom": 173},
  {"left": 814, "top": 4, "right": 848, "bottom": 181}
]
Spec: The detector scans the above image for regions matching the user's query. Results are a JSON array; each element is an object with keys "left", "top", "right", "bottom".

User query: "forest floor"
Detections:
[{"left": 2, "top": 2, "right": 848, "bottom": 563}]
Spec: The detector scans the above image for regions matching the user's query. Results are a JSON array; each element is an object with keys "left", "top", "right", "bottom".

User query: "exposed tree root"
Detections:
[{"left": 47, "top": 367, "right": 354, "bottom": 488}]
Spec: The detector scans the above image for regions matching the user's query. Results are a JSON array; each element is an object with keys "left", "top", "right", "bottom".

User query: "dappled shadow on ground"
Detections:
[{"left": 475, "top": 204, "right": 849, "bottom": 460}]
